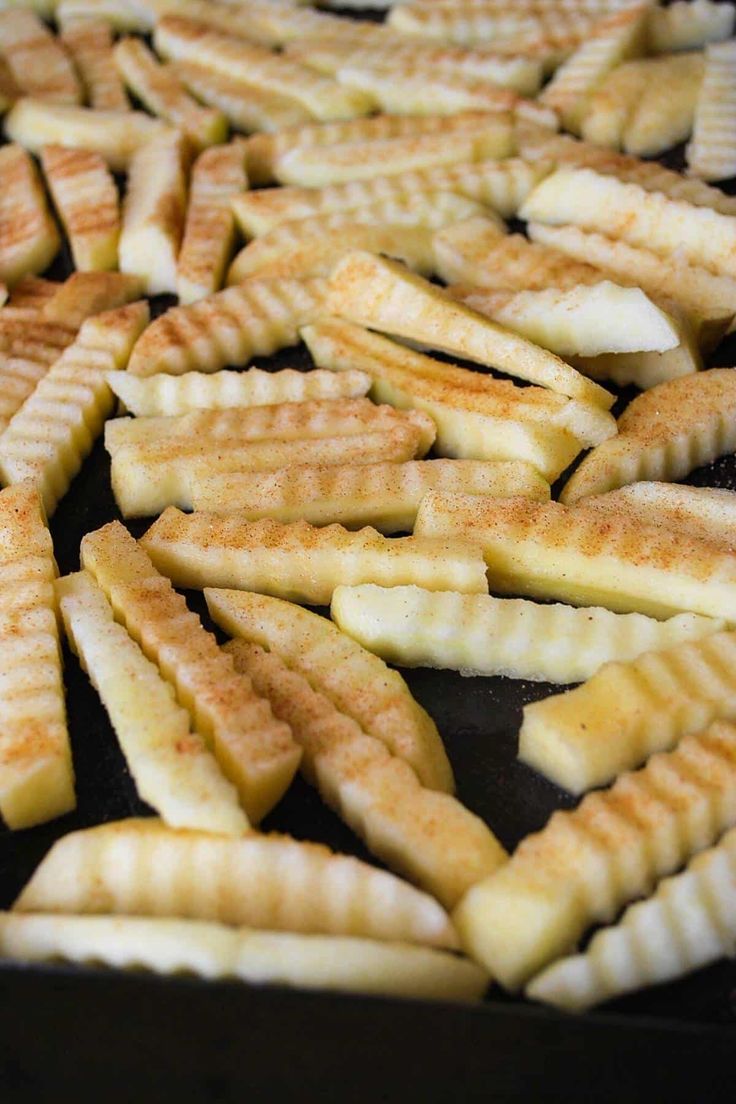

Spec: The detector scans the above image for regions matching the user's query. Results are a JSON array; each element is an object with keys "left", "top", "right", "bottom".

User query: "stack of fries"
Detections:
[{"left": 2, "top": 0, "right": 736, "bottom": 1015}]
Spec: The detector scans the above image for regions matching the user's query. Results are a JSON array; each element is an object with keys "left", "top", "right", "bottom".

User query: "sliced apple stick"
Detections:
[
  {"left": 127, "top": 276, "right": 326, "bottom": 377},
  {"left": 687, "top": 39, "right": 736, "bottom": 183},
  {"left": 81, "top": 522, "right": 300, "bottom": 823},
  {"left": 5, "top": 98, "right": 170, "bottom": 171},
  {"left": 228, "top": 194, "right": 485, "bottom": 282},
  {"left": 56, "top": 0, "right": 154, "bottom": 33},
  {"left": 0, "top": 323, "right": 75, "bottom": 430},
  {"left": 0, "top": 484, "right": 73, "bottom": 830},
  {"left": 15, "top": 819, "right": 458, "bottom": 948},
  {"left": 580, "top": 57, "right": 651, "bottom": 148},
  {"left": 521, "top": 167, "right": 736, "bottom": 280},
  {"left": 119, "top": 130, "right": 188, "bottom": 296},
  {"left": 568, "top": 310, "right": 703, "bottom": 390},
  {"left": 528, "top": 222, "right": 736, "bottom": 346},
  {"left": 302, "top": 319, "right": 613, "bottom": 480},
  {"left": 107, "top": 366, "right": 370, "bottom": 417},
  {"left": 648, "top": 0, "right": 734, "bottom": 53},
  {"left": 114, "top": 37, "right": 226, "bottom": 151},
  {"left": 42, "top": 272, "right": 144, "bottom": 328},
  {"left": 104, "top": 398, "right": 434, "bottom": 455},
  {"left": 8, "top": 275, "right": 59, "bottom": 310},
  {"left": 141, "top": 508, "right": 489, "bottom": 603},
  {"left": 331, "top": 583, "right": 722, "bottom": 687},
  {"left": 455, "top": 720, "right": 736, "bottom": 990},
  {"left": 327, "top": 252, "right": 614, "bottom": 409},
  {"left": 387, "top": 3, "right": 596, "bottom": 52},
  {"left": 451, "top": 282, "right": 679, "bottom": 357},
  {"left": 192, "top": 458, "right": 548, "bottom": 531},
  {"left": 0, "top": 913, "right": 488, "bottom": 1001},
  {"left": 59, "top": 16, "right": 129, "bottom": 112},
  {"left": 231, "top": 160, "right": 549, "bottom": 237},
  {"left": 528, "top": 823, "right": 736, "bottom": 1012},
  {"left": 583, "top": 482, "right": 736, "bottom": 548},
  {"left": 271, "top": 123, "right": 513, "bottom": 187},
  {"left": 171, "top": 61, "right": 311, "bottom": 136},
  {"left": 204, "top": 0, "right": 391, "bottom": 48},
  {"left": 112, "top": 426, "right": 430, "bottom": 517},
  {"left": 243, "top": 110, "right": 505, "bottom": 185},
  {"left": 0, "top": 302, "right": 148, "bottom": 514},
  {"left": 560, "top": 368, "right": 736, "bottom": 505},
  {"left": 623, "top": 51, "right": 704, "bottom": 158},
  {"left": 0, "top": 144, "right": 60, "bottom": 287},
  {"left": 57, "top": 571, "right": 246, "bottom": 835},
  {"left": 206, "top": 589, "right": 453, "bottom": 793},
  {"left": 228, "top": 638, "right": 503, "bottom": 909},
  {"left": 177, "top": 140, "right": 247, "bottom": 305},
  {"left": 538, "top": 6, "right": 648, "bottom": 134},
  {"left": 154, "top": 16, "right": 372, "bottom": 122},
  {"left": 0, "top": 9, "right": 81, "bottom": 105},
  {"left": 40, "top": 145, "right": 120, "bottom": 272},
  {"left": 414, "top": 491, "right": 736, "bottom": 623}
]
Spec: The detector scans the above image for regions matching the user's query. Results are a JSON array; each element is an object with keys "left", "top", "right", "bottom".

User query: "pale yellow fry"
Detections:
[
  {"left": 0, "top": 9, "right": 81, "bottom": 105},
  {"left": 584, "top": 482, "right": 736, "bottom": 548},
  {"left": 580, "top": 58, "right": 651, "bottom": 148},
  {"left": 455, "top": 720, "right": 736, "bottom": 989},
  {"left": 623, "top": 52, "right": 704, "bottom": 157},
  {"left": 414, "top": 491, "right": 736, "bottom": 623},
  {"left": 171, "top": 61, "right": 312, "bottom": 135},
  {"left": 327, "top": 251, "right": 614, "bottom": 409},
  {"left": 206, "top": 589, "right": 454, "bottom": 794},
  {"left": 57, "top": 0, "right": 153, "bottom": 32},
  {"left": 0, "top": 484, "right": 73, "bottom": 830},
  {"left": 60, "top": 17, "right": 129, "bottom": 111},
  {"left": 42, "top": 272, "right": 144, "bottom": 328},
  {"left": 560, "top": 368, "right": 736, "bottom": 504},
  {"left": 331, "top": 582, "right": 722, "bottom": 685},
  {"left": 687, "top": 39, "right": 736, "bottom": 182},
  {"left": 0, "top": 144, "right": 60, "bottom": 286},
  {"left": 40, "top": 144, "right": 120, "bottom": 272},
  {"left": 648, "top": 0, "right": 734, "bottom": 53},
  {"left": 15, "top": 818, "right": 459, "bottom": 949},
  {"left": 388, "top": 3, "right": 597, "bottom": 53}
]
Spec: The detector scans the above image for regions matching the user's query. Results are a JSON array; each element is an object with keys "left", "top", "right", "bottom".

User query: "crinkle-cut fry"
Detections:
[
  {"left": 177, "top": 141, "right": 247, "bottom": 305},
  {"left": 328, "top": 252, "right": 614, "bottom": 410},
  {"left": 228, "top": 639, "right": 503, "bottom": 909},
  {"left": 107, "top": 366, "right": 370, "bottom": 417},
  {"left": 231, "top": 160, "right": 549, "bottom": 238},
  {"left": 201, "top": 0, "right": 391, "bottom": 48},
  {"left": 335, "top": 64, "right": 555, "bottom": 128},
  {"left": 4, "top": 98, "right": 171, "bottom": 172},
  {"left": 170, "top": 62, "right": 311, "bottom": 137},
  {"left": 579, "top": 57, "right": 651, "bottom": 148},
  {"left": 687, "top": 40, "right": 736, "bottom": 183},
  {"left": 584, "top": 482, "right": 736, "bottom": 549},
  {"left": 0, "top": 301, "right": 148, "bottom": 515},
  {"left": 153, "top": 16, "right": 372, "bottom": 122},
  {"left": 104, "top": 398, "right": 435, "bottom": 456},
  {"left": 528, "top": 223, "right": 736, "bottom": 347},
  {"left": 206, "top": 589, "right": 454, "bottom": 794},
  {"left": 111, "top": 426, "right": 430, "bottom": 517},
  {"left": 0, "top": 484, "right": 73, "bottom": 830},
  {"left": 141, "top": 509, "right": 489, "bottom": 604},
  {"left": 80, "top": 523, "right": 300, "bottom": 824},
  {"left": 414, "top": 491, "right": 736, "bottom": 623},
  {"left": 40, "top": 144, "right": 119, "bottom": 273},
  {"left": 0, "top": 9, "right": 81, "bottom": 105},
  {"left": 560, "top": 368, "right": 736, "bottom": 505},
  {"left": 227, "top": 194, "right": 486, "bottom": 283},
  {"left": 387, "top": 3, "right": 596, "bottom": 51},
  {"left": 0, "top": 314, "right": 77, "bottom": 353},
  {"left": 519, "top": 624, "right": 736, "bottom": 793},
  {"left": 57, "top": 571, "right": 246, "bottom": 835},
  {"left": 521, "top": 167, "right": 736, "bottom": 280},
  {"left": 119, "top": 130, "right": 188, "bottom": 296},
  {"left": 192, "top": 457, "right": 548, "bottom": 532},
  {"left": 127, "top": 276, "right": 325, "bottom": 378},
  {"left": 301, "top": 319, "right": 612, "bottom": 479},
  {"left": 331, "top": 583, "right": 722, "bottom": 687},
  {"left": 60, "top": 17, "right": 129, "bottom": 112},
  {"left": 455, "top": 719, "right": 736, "bottom": 990},
  {"left": 517, "top": 121, "right": 736, "bottom": 216},
  {"left": 56, "top": 0, "right": 154, "bottom": 33},
  {"left": 648, "top": 0, "right": 734, "bottom": 54},
  {"left": 113, "top": 37, "right": 225, "bottom": 151},
  {"left": 243, "top": 110, "right": 506, "bottom": 186},
  {"left": 0, "top": 316, "right": 76, "bottom": 429},
  {"left": 287, "top": 37, "right": 543, "bottom": 96},
  {"left": 271, "top": 123, "right": 513, "bottom": 188},
  {"left": 0, "top": 912, "right": 488, "bottom": 1002},
  {"left": 8, "top": 276, "right": 59, "bottom": 310},
  {"left": 527, "top": 824, "right": 736, "bottom": 1012},
  {"left": 538, "top": 6, "right": 649, "bottom": 134},
  {"left": 15, "top": 818, "right": 458, "bottom": 949},
  {"left": 42, "top": 272, "right": 144, "bottom": 328},
  {"left": 450, "top": 282, "right": 679, "bottom": 358},
  {"left": 569, "top": 311, "right": 703, "bottom": 391},
  {"left": 0, "top": 144, "right": 60, "bottom": 287},
  {"left": 622, "top": 52, "right": 704, "bottom": 158},
  {"left": 0, "top": 356, "right": 53, "bottom": 432}
]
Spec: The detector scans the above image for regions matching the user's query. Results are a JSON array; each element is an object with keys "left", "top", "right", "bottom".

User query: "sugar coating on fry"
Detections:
[
  {"left": 40, "top": 144, "right": 120, "bottom": 272},
  {"left": 0, "top": 144, "right": 60, "bottom": 287}
]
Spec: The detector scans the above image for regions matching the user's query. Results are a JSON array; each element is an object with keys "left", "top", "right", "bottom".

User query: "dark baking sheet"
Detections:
[{"left": 3, "top": 22, "right": 736, "bottom": 1104}]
